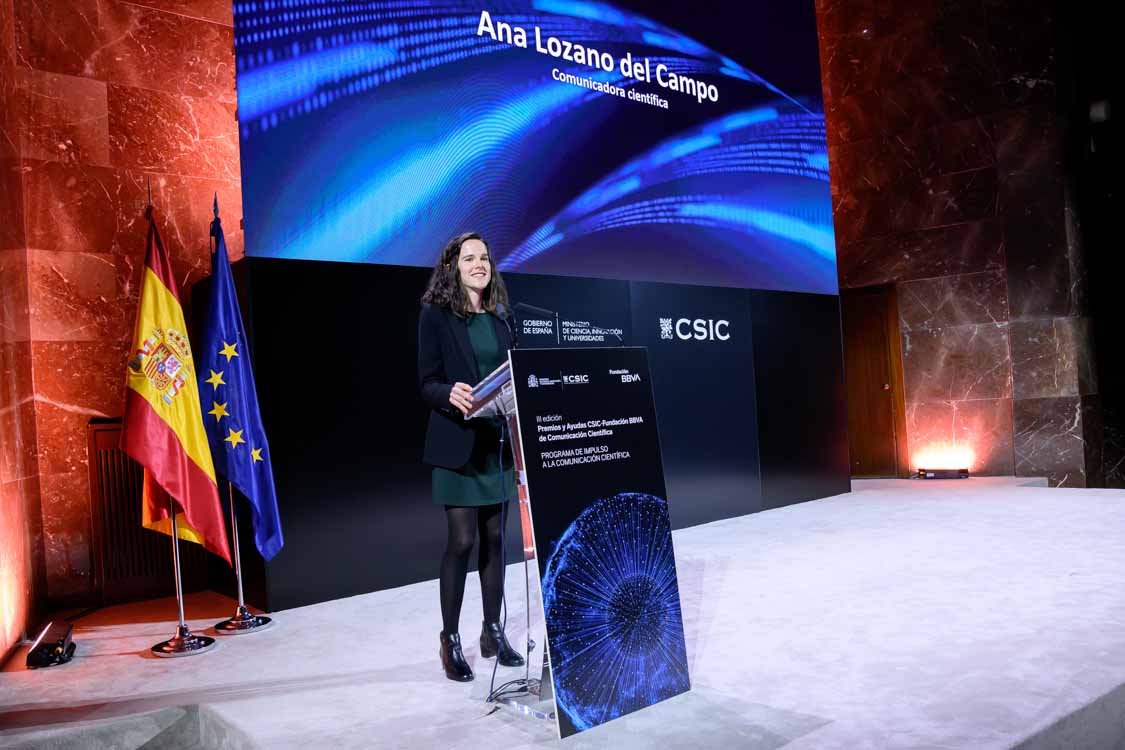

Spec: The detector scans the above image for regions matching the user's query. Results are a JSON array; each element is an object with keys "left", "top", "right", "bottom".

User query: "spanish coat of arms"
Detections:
[{"left": 129, "top": 327, "right": 193, "bottom": 405}]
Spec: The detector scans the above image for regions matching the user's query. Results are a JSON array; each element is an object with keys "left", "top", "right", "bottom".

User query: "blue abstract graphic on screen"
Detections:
[
  {"left": 541, "top": 492, "right": 690, "bottom": 731},
  {"left": 232, "top": 0, "right": 837, "bottom": 293}
]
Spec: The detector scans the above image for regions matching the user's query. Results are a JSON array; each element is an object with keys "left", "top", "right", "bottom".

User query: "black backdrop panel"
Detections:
[
  {"left": 213, "top": 258, "right": 849, "bottom": 610},
  {"left": 628, "top": 281, "right": 762, "bottom": 528},
  {"left": 749, "top": 290, "right": 851, "bottom": 509},
  {"left": 242, "top": 259, "right": 523, "bottom": 610}
]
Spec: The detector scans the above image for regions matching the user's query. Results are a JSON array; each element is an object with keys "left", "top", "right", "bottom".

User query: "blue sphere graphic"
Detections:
[{"left": 542, "top": 492, "right": 690, "bottom": 731}]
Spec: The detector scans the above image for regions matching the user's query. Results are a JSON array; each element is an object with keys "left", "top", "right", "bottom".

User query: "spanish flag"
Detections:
[{"left": 122, "top": 210, "right": 231, "bottom": 564}]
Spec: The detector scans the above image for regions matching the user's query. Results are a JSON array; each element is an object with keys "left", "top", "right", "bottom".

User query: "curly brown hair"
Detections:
[{"left": 420, "top": 232, "right": 509, "bottom": 317}]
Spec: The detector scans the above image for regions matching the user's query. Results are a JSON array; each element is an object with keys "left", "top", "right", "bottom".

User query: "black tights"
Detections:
[{"left": 440, "top": 503, "right": 507, "bottom": 634}]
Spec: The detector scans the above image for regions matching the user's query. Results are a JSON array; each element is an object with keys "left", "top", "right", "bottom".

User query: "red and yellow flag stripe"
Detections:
[{"left": 122, "top": 218, "right": 231, "bottom": 564}]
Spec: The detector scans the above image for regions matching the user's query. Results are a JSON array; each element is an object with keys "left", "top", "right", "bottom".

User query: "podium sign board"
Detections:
[{"left": 508, "top": 347, "right": 691, "bottom": 737}]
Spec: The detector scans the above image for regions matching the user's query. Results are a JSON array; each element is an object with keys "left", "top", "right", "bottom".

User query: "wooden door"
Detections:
[{"left": 840, "top": 286, "right": 908, "bottom": 477}]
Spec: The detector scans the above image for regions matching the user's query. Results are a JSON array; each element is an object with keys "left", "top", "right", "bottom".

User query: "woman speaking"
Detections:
[{"left": 418, "top": 232, "right": 525, "bottom": 682}]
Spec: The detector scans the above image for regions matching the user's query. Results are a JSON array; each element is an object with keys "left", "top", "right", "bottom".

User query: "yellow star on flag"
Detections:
[
  {"left": 219, "top": 341, "right": 239, "bottom": 362},
  {"left": 251, "top": 447, "right": 263, "bottom": 463},
  {"left": 224, "top": 428, "right": 245, "bottom": 449},
  {"left": 208, "top": 401, "right": 229, "bottom": 422},
  {"left": 206, "top": 369, "right": 225, "bottom": 389}
]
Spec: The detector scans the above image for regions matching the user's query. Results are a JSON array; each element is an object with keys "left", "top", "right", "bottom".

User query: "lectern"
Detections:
[{"left": 466, "top": 347, "right": 691, "bottom": 738}]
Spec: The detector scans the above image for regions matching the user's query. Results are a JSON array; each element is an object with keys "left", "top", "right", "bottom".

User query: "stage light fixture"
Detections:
[
  {"left": 917, "top": 468, "right": 970, "bottom": 480},
  {"left": 25, "top": 621, "right": 76, "bottom": 669}
]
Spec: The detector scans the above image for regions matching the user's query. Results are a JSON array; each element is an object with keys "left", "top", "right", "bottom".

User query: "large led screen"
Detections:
[{"left": 232, "top": 1, "right": 836, "bottom": 293}]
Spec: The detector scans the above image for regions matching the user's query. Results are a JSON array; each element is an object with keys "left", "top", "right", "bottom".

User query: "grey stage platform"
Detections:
[{"left": 3, "top": 477, "right": 1125, "bottom": 749}]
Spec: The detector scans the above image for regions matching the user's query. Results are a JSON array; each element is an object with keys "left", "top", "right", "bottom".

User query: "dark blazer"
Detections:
[{"left": 418, "top": 302, "right": 514, "bottom": 469}]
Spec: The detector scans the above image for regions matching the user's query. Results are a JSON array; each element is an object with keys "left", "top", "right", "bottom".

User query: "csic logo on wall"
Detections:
[
  {"left": 659, "top": 317, "right": 731, "bottom": 342},
  {"left": 562, "top": 374, "right": 590, "bottom": 385}
]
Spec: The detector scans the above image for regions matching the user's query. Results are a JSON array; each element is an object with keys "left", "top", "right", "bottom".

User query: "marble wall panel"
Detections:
[
  {"left": 1009, "top": 317, "right": 1095, "bottom": 400},
  {"left": 22, "top": 160, "right": 243, "bottom": 267},
  {"left": 816, "top": 0, "right": 964, "bottom": 40},
  {"left": 987, "top": 0, "right": 1056, "bottom": 106},
  {"left": 31, "top": 340, "right": 129, "bottom": 473},
  {"left": 0, "top": 377, "right": 37, "bottom": 481},
  {"left": 825, "top": 68, "right": 1000, "bottom": 146},
  {"left": 829, "top": 117, "right": 995, "bottom": 192},
  {"left": 1062, "top": 182, "right": 1090, "bottom": 321},
  {"left": 123, "top": 0, "right": 233, "bottom": 26},
  {"left": 819, "top": 7, "right": 993, "bottom": 101},
  {"left": 1005, "top": 197, "right": 1078, "bottom": 321},
  {"left": 834, "top": 167, "right": 998, "bottom": 245},
  {"left": 993, "top": 109, "right": 1063, "bottom": 211},
  {"left": 838, "top": 219, "right": 1005, "bottom": 290},
  {"left": 898, "top": 271, "right": 1009, "bottom": 332},
  {"left": 0, "top": 475, "right": 43, "bottom": 654},
  {"left": 93, "top": 1, "right": 236, "bottom": 101},
  {"left": 1104, "top": 398, "right": 1125, "bottom": 489},
  {"left": 1, "top": 60, "right": 18, "bottom": 160},
  {"left": 1081, "top": 395, "right": 1104, "bottom": 488},
  {"left": 14, "top": 69, "right": 109, "bottom": 166},
  {"left": 23, "top": 161, "right": 143, "bottom": 254},
  {"left": 903, "top": 323, "right": 1012, "bottom": 403},
  {"left": 39, "top": 467, "right": 93, "bottom": 600},
  {"left": 0, "top": 248, "right": 30, "bottom": 341},
  {"left": 0, "top": 161, "right": 24, "bottom": 250},
  {"left": 1013, "top": 396, "right": 1087, "bottom": 487},
  {"left": 906, "top": 397, "right": 1014, "bottom": 475},
  {"left": 1, "top": 401, "right": 37, "bottom": 481},
  {"left": 10, "top": 0, "right": 103, "bottom": 77},
  {"left": 14, "top": 0, "right": 235, "bottom": 101},
  {"left": 0, "top": 339, "right": 32, "bottom": 409},
  {"left": 107, "top": 84, "right": 239, "bottom": 181},
  {"left": 0, "top": 477, "right": 33, "bottom": 649},
  {"left": 1, "top": 0, "right": 14, "bottom": 66},
  {"left": 26, "top": 249, "right": 137, "bottom": 342}
]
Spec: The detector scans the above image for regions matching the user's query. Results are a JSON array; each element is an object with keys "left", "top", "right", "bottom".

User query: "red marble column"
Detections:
[
  {"left": 1, "top": 0, "right": 47, "bottom": 660},
  {"left": 7, "top": 0, "right": 244, "bottom": 608}
]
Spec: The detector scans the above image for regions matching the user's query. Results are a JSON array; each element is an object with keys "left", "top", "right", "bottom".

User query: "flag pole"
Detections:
[
  {"left": 214, "top": 481, "right": 273, "bottom": 634},
  {"left": 151, "top": 497, "right": 217, "bottom": 657}
]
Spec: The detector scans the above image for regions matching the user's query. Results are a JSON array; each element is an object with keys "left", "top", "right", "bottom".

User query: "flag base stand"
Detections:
[
  {"left": 214, "top": 605, "right": 273, "bottom": 635},
  {"left": 216, "top": 482, "right": 277, "bottom": 636},
  {"left": 150, "top": 498, "right": 217, "bottom": 658},
  {"left": 152, "top": 624, "right": 216, "bottom": 658}
]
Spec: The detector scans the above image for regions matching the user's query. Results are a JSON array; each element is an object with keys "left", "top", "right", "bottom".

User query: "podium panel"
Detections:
[{"left": 508, "top": 347, "right": 691, "bottom": 737}]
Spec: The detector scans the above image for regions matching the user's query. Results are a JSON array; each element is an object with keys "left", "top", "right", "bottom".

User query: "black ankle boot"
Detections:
[
  {"left": 439, "top": 632, "right": 474, "bottom": 682},
  {"left": 480, "top": 621, "right": 525, "bottom": 667}
]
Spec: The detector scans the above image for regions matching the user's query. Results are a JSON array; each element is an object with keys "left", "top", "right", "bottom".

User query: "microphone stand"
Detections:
[{"left": 487, "top": 303, "right": 549, "bottom": 716}]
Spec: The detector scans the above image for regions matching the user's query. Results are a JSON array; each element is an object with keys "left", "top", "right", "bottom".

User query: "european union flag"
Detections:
[{"left": 198, "top": 196, "right": 283, "bottom": 560}]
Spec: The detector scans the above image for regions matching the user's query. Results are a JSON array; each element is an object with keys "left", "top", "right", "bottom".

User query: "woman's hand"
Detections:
[{"left": 449, "top": 382, "right": 475, "bottom": 415}]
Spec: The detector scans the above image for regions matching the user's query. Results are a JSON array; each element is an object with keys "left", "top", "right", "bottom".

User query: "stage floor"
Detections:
[{"left": 3, "top": 477, "right": 1125, "bottom": 749}]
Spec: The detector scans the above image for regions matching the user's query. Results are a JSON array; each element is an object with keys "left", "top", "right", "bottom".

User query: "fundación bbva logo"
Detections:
[{"left": 659, "top": 317, "right": 731, "bottom": 341}]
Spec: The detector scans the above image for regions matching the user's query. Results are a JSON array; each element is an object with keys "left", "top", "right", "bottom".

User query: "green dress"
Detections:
[{"left": 432, "top": 313, "right": 517, "bottom": 507}]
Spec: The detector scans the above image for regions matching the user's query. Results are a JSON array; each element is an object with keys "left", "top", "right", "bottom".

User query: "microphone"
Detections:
[
  {"left": 513, "top": 301, "right": 557, "bottom": 319},
  {"left": 588, "top": 322, "right": 623, "bottom": 344},
  {"left": 496, "top": 302, "right": 519, "bottom": 349}
]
